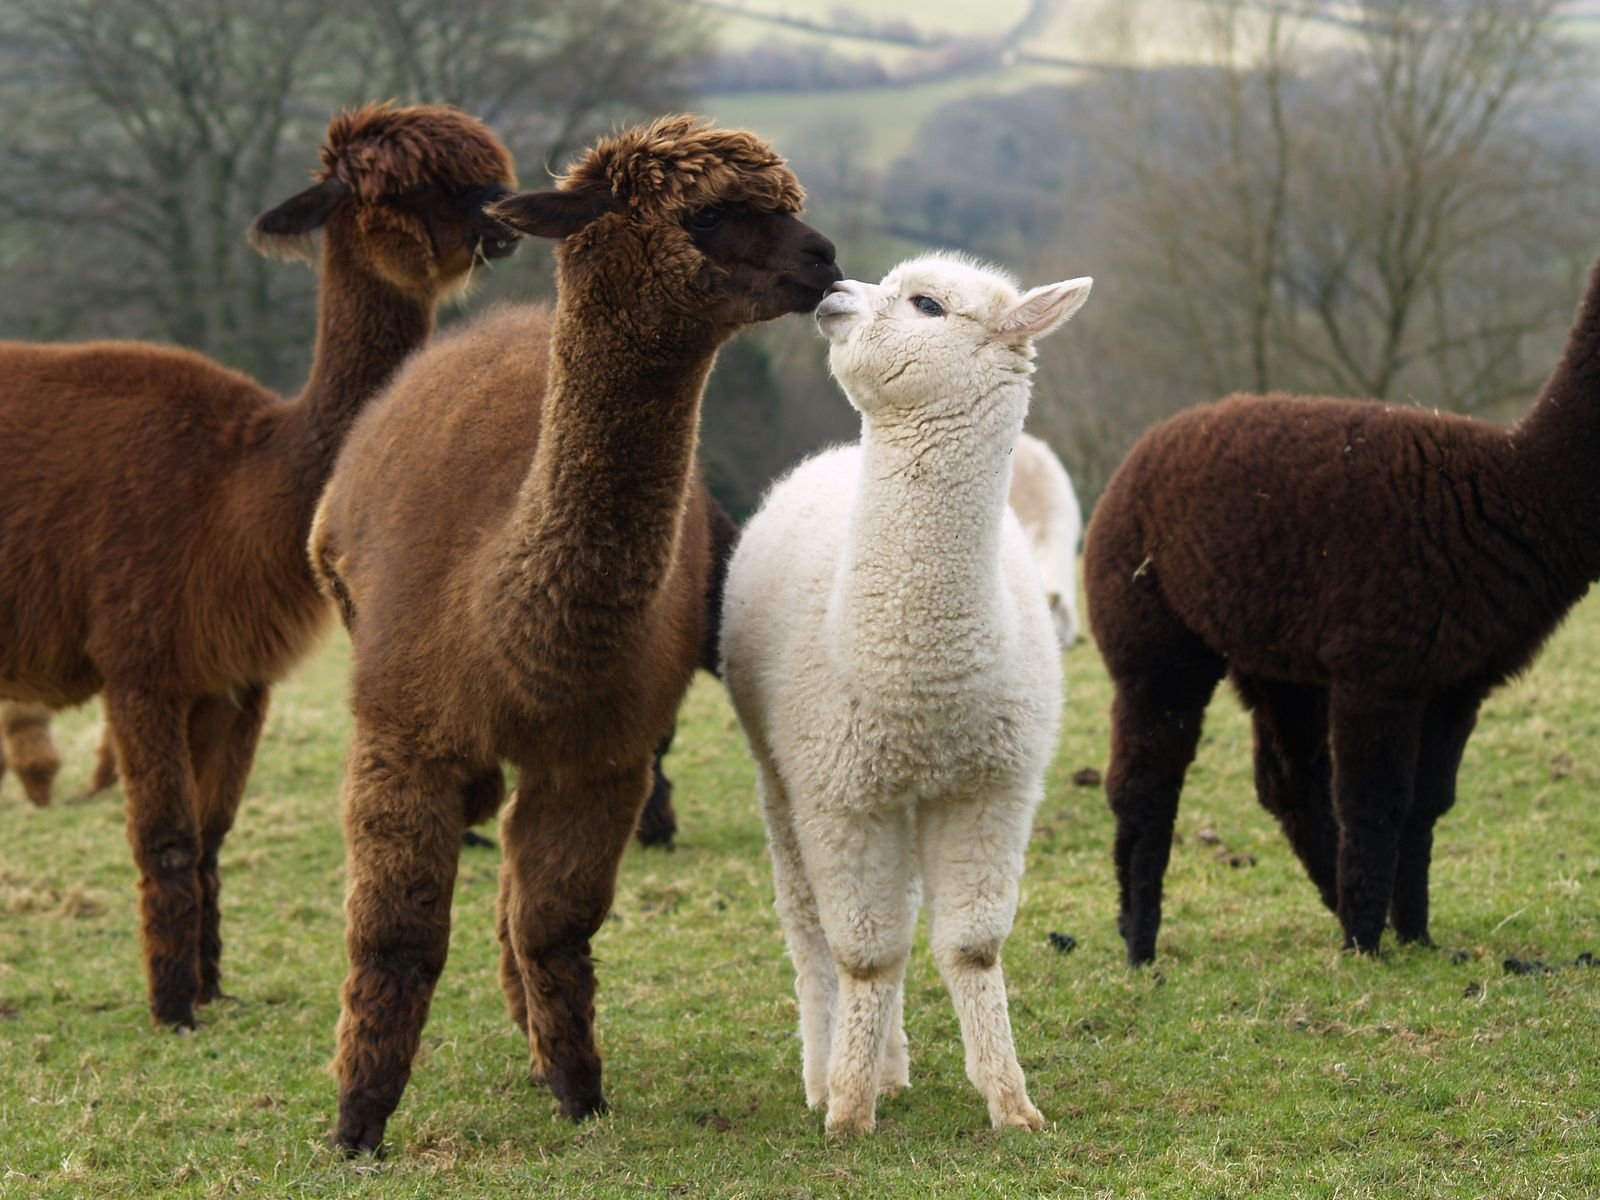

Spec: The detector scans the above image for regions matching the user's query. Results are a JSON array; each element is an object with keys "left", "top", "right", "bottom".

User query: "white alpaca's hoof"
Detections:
[
  {"left": 824, "top": 1105, "right": 876, "bottom": 1135},
  {"left": 877, "top": 1041, "right": 909, "bottom": 1096},
  {"left": 991, "top": 1098, "right": 1045, "bottom": 1130}
]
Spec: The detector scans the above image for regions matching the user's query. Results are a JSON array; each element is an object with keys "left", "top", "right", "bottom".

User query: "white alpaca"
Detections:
[
  {"left": 1010, "top": 432, "right": 1083, "bottom": 647},
  {"left": 721, "top": 255, "right": 1092, "bottom": 1133}
]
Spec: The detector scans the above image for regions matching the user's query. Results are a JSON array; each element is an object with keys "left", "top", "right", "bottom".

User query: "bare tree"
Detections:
[
  {"left": 0, "top": 0, "right": 705, "bottom": 386},
  {"left": 1084, "top": 0, "right": 1593, "bottom": 416}
]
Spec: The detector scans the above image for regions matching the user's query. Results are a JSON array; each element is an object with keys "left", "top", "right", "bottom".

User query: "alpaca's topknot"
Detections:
[
  {"left": 557, "top": 114, "right": 804, "bottom": 219},
  {"left": 317, "top": 102, "right": 517, "bottom": 202}
]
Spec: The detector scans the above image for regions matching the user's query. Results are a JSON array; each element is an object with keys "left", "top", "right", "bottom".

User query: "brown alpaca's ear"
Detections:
[
  {"left": 487, "top": 189, "right": 620, "bottom": 240},
  {"left": 248, "top": 178, "right": 352, "bottom": 261},
  {"left": 998, "top": 277, "right": 1093, "bottom": 342}
]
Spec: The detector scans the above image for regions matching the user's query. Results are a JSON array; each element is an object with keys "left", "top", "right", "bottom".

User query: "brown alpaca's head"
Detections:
[
  {"left": 248, "top": 103, "right": 519, "bottom": 298},
  {"left": 487, "top": 115, "right": 841, "bottom": 333}
]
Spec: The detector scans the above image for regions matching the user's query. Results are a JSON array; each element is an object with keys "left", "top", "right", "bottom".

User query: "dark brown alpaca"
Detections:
[
  {"left": 0, "top": 702, "right": 59, "bottom": 807},
  {"left": 1084, "top": 256, "right": 1600, "bottom": 966},
  {"left": 0, "top": 104, "right": 518, "bottom": 1028},
  {"left": 312, "top": 114, "right": 839, "bottom": 1153}
]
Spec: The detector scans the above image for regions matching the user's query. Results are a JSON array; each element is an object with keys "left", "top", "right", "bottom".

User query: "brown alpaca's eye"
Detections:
[
  {"left": 688, "top": 208, "right": 724, "bottom": 232},
  {"left": 912, "top": 295, "right": 944, "bottom": 317}
]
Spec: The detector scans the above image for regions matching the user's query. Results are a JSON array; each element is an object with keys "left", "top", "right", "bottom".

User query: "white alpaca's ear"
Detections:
[{"left": 998, "top": 277, "right": 1093, "bottom": 341}]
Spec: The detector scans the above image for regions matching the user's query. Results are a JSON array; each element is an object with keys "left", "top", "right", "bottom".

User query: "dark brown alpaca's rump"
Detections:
[
  {"left": 1087, "top": 259, "right": 1600, "bottom": 966},
  {"left": 0, "top": 104, "right": 517, "bottom": 1028}
]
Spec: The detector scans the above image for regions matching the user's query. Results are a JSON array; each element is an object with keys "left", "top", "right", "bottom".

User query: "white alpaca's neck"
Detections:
[{"left": 832, "top": 385, "right": 1028, "bottom": 685}]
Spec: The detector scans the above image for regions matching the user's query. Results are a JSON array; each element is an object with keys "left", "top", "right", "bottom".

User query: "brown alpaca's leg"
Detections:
[
  {"left": 87, "top": 720, "right": 121, "bottom": 795},
  {"left": 498, "top": 761, "right": 650, "bottom": 1120},
  {"left": 333, "top": 727, "right": 470, "bottom": 1155},
  {"left": 496, "top": 860, "right": 530, "bottom": 1037},
  {"left": 188, "top": 685, "right": 270, "bottom": 1004},
  {"left": 634, "top": 724, "right": 677, "bottom": 848},
  {"left": 1233, "top": 675, "right": 1339, "bottom": 913},
  {"left": 1, "top": 702, "right": 62, "bottom": 808},
  {"left": 1390, "top": 692, "right": 1479, "bottom": 945},
  {"left": 1106, "top": 664, "right": 1222, "bottom": 966},
  {"left": 104, "top": 687, "right": 204, "bottom": 1028},
  {"left": 1328, "top": 688, "right": 1425, "bottom": 955}
]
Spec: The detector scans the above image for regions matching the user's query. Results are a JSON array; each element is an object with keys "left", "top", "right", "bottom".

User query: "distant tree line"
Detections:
[{"left": 755, "top": 0, "right": 1600, "bottom": 510}]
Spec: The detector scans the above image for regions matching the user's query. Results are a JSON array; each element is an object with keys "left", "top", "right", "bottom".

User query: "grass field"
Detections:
[{"left": 4, "top": 594, "right": 1600, "bottom": 1198}]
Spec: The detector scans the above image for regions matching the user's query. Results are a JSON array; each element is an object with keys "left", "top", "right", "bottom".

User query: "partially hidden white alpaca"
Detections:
[
  {"left": 1010, "top": 432, "right": 1084, "bottom": 647},
  {"left": 721, "top": 255, "right": 1092, "bottom": 1133}
]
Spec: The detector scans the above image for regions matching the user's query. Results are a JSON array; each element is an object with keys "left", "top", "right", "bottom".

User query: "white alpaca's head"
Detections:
[{"left": 815, "top": 254, "right": 1092, "bottom": 421}]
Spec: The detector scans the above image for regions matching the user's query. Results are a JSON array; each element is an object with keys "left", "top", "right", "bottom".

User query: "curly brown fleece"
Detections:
[
  {"left": 1085, "top": 256, "right": 1600, "bottom": 965},
  {"left": 312, "top": 115, "right": 838, "bottom": 1155},
  {"left": 0, "top": 104, "right": 517, "bottom": 1028}
]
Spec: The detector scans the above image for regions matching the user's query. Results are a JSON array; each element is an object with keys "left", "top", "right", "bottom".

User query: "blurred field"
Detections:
[{"left": 2, "top": 584, "right": 1598, "bottom": 1197}]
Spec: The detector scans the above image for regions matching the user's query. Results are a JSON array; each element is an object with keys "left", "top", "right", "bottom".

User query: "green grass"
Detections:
[{"left": 4, "top": 597, "right": 1600, "bottom": 1198}]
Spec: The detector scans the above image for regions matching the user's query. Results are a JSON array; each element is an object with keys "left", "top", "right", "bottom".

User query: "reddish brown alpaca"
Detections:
[
  {"left": 312, "top": 115, "right": 839, "bottom": 1153},
  {"left": 1085, "top": 256, "right": 1600, "bottom": 965},
  {"left": 0, "top": 104, "right": 518, "bottom": 1028}
]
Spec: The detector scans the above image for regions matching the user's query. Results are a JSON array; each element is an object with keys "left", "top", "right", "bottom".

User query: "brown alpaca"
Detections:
[
  {"left": 0, "top": 104, "right": 518, "bottom": 1029},
  {"left": 312, "top": 114, "right": 839, "bottom": 1153},
  {"left": 1084, "top": 256, "right": 1600, "bottom": 966},
  {"left": 0, "top": 702, "right": 59, "bottom": 807}
]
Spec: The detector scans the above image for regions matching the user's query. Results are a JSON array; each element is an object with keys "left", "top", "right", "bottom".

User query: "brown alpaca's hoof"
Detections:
[
  {"left": 331, "top": 1124, "right": 387, "bottom": 1159},
  {"left": 20, "top": 767, "right": 56, "bottom": 808},
  {"left": 548, "top": 1079, "right": 608, "bottom": 1122},
  {"left": 153, "top": 1000, "right": 198, "bottom": 1031},
  {"left": 333, "top": 1097, "right": 391, "bottom": 1157}
]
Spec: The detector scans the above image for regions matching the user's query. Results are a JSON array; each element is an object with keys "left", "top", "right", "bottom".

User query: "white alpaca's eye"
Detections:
[{"left": 911, "top": 295, "right": 944, "bottom": 317}]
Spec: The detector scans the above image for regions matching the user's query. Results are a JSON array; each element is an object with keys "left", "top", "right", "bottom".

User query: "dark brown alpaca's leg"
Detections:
[
  {"left": 333, "top": 728, "right": 469, "bottom": 1155},
  {"left": 1107, "top": 664, "right": 1223, "bottom": 966},
  {"left": 1327, "top": 688, "right": 1425, "bottom": 954},
  {"left": 499, "top": 761, "right": 650, "bottom": 1119},
  {"left": 1233, "top": 675, "right": 1339, "bottom": 913},
  {"left": 104, "top": 688, "right": 204, "bottom": 1028},
  {"left": 635, "top": 724, "right": 677, "bottom": 848},
  {"left": 188, "top": 685, "right": 270, "bottom": 1004},
  {"left": 1390, "top": 692, "right": 1479, "bottom": 945}
]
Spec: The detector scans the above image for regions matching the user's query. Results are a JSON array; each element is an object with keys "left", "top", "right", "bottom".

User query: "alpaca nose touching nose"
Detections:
[{"left": 802, "top": 231, "right": 842, "bottom": 283}]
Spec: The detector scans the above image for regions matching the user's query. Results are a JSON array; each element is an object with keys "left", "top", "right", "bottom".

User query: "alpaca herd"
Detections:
[{"left": 2, "top": 98, "right": 1596, "bottom": 1153}]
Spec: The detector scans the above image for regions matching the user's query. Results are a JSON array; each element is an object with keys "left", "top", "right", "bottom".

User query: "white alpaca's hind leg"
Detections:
[
  {"left": 800, "top": 803, "right": 914, "bottom": 1134},
  {"left": 920, "top": 790, "right": 1044, "bottom": 1130},
  {"left": 756, "top": 760, "right": 836, "bottom": 1109}
]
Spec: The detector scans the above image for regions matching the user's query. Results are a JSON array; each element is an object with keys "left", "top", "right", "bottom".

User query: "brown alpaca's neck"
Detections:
[
  {"left": 280, "top": 232, "right": 436, "bottom": 499},
  {"left": 1517, "top": 259, "right": 1600, "bottom": 580},
  {"left": 487, "top": 295, "right": 719, "bottom": 697}
]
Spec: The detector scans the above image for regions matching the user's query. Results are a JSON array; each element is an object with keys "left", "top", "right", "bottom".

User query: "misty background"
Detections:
[{"left": 2, "top": 0, "right": 1597, "bottom": 519}]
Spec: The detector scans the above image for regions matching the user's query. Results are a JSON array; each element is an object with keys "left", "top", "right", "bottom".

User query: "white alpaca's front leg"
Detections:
[
  {"left": 755, "top": 761, "right": 837, "bottom": 1108},
  {"left": 802, "top": 804, "right": 914, "bottom": 1134},
  {"left": 920, "top": 789, "right": 1045, "bottom": 1130}
]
